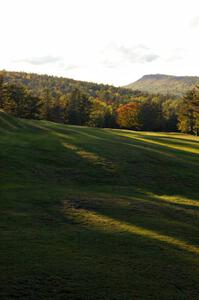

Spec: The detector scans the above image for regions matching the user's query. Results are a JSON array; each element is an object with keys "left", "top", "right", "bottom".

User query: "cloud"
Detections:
[
  {"left": 14, "top": 56, "right": 80, "bottom": 71},
  {"left": 18, "top": 55, "right": 63, "bottom": 65},
  {"left": 117, "top": 44, "right": 159, "bottom": 63},
  {"left": 142, "top": 53, "right": 159, "bottom": 62},
  {"left": 102, "top": 44, "right": 159, "bottom": 68}
]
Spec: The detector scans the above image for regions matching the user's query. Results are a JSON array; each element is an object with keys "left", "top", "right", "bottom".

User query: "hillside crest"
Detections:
[{"left": 125, "top": 73, "right": 199, "bottom": 95}]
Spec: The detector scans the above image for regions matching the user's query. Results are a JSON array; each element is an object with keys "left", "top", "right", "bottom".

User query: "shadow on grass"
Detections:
[
  {"left": 60, "top": 191, "right": 199, "bottom": 298},
  {"left": 63, "top": 190, "right": 199, "bottom": 246},
  {"left": 1, "top": 118, "right": 199, "bottom": 299},
  {"left": 16, "top": 121, "right": 198, "bottom": 199}
]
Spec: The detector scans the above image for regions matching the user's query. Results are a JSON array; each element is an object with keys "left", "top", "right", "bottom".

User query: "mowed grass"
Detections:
[{"left": 0, "top": 110, "right": 199, "bottom": 299}]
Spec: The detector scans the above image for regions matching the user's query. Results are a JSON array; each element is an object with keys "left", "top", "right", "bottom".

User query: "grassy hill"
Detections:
[
  {"left": 125, "top": 74, "right": 199, "bottom": 95},
  {"left": 0, "top": 110, "right": 199, "bottom": 299}
]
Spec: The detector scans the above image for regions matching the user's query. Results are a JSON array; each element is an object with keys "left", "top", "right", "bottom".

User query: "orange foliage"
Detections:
[{"left": 116, "top": 102, "right": 141, "bottom": 129}]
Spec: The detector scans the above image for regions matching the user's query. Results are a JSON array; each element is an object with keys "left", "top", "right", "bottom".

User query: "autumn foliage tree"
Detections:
[{"left": 116, "top": 102, "right": 142, "bottom": 129}]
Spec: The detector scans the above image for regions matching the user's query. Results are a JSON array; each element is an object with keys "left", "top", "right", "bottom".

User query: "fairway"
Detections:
[{"left": 0, "top": 111, "right": 199, "bottom": 299}]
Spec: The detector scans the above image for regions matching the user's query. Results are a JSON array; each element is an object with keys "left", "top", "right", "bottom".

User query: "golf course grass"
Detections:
[{"left": 0, "top": 110, "right": 199, "bottom": 299}]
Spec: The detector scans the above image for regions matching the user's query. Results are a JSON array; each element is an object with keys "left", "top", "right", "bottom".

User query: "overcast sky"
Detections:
[{"left": 1, "top": 0, "right": 199, "bottom": 86}]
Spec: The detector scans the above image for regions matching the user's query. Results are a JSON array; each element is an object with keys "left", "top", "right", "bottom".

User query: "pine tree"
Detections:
[
  {"left": 66, "top": 89, "right": 92, "bottom": 125},
  {"left": 178, "top": 87, "right": 199, "bottom": 134},
  {"left": 0, "top": 72, "right": 5, "bottom": 108}
]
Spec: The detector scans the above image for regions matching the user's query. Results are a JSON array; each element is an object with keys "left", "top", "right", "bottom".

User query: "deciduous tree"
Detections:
[{"left": 116, "top": 102, "right": 142, "bottom": 129}]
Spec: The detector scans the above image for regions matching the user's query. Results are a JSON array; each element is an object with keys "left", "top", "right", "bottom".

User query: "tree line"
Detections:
[{"left": 0, "top": 71, "right": 199, "bottom": 134}]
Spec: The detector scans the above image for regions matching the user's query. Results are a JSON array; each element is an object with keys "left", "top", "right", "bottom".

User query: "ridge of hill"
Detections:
[
  {"left": 2, "top": 70, "right": 141, "bottom": 102},
  {"left": 125, "top": 74, "right": 199, "bottom": 95}
]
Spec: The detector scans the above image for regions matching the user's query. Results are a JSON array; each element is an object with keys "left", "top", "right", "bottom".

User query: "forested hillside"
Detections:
[
  {"left": 1, "top": 70, "right": 199, "bottom": 134},
  {"left": 3, "top": 71, "right": 141, "bottom": 104},
  {"left": 126, "top": 74, "right": 199, "bottom": 95}
]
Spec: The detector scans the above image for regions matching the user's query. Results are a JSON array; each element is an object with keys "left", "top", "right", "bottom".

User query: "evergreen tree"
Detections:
[
  {"left": 66, "top": 89, "right": 92, "bottom": 125},
  {"left": 0, "top": 72, "right": 5, "bottom": 108},
  {"left": 178, "top": 87, "right": 199, "bottom": 134},
  {"left": 89, "top": 99, "right": 115, "bottom": 128},
  {"left": 140, "top": 100, "right": 164, "bottom": 131},
  {"left": 40, "top": 89, "right": 53, "bottom": 120},
  {"left": 3, "top": 84, "right": 42, "bottom": 119}
]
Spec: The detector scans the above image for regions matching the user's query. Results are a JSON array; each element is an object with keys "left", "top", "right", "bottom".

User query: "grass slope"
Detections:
[
  {"left": 125, "top": 74, "right": 199, "bottom": 95},
  {"left": 0, "top": 111, "right": 199, "bottom": 299}
]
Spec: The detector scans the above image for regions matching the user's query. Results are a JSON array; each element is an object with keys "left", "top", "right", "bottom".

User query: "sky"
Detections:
[{"left": 1, "top": 0, "right": 199, "bottom": 86}]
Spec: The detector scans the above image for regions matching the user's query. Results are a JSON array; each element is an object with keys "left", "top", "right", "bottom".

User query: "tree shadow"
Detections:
[
  {"left": 63, "top": 190, "right": 199, "bottom": 246},
  {"left": 32, "top": 122, "right": 199, "bottom": 199},
  {"left": 1, "top": 119, "right": 199, "bottom": 299},
  {"left": 6, "top": 118, "right": 198, "bottom": 253},
  {"left": 61, "top": 192, "right": 199, "bottom": 298}
]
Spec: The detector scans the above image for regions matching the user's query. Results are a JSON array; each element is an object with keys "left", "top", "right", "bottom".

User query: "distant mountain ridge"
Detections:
[{"left": 125, "top": 74, "right": 199, "bottom": 95}]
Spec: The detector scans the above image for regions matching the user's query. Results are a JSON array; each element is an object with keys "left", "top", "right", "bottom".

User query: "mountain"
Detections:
[{"left": 125, "top": 74, "right": 199, "bottom": 96}]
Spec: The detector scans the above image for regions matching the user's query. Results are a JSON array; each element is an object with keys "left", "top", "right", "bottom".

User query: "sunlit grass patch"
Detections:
[
  {"left": 63, "top": 201, "right": 199, "bottom": 255},
  {"left": 112, "top": 130, "right": 199, "bottom": 154},
  {"left": 149, "top": 193, "right": 199, "bottom": 207},
  {"left": 62, "top": 142, "right": 115, "bottom": 170}
]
